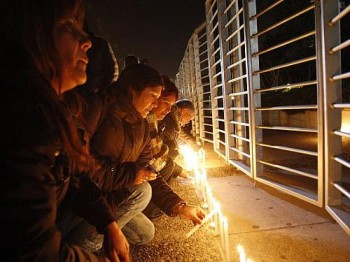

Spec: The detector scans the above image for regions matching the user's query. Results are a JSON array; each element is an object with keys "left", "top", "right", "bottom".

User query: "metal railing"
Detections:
[
  {"left": 177, "top": 0, "right": 350, "bottom": 235},
  {"left": 322, "top": 0, "right": 350, "bottom": 235},
  {"left": 176, "top": 23, "right": 213, "bottom": 143}
]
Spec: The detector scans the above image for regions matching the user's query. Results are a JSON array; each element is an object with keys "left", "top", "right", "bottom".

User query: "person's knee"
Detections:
[
  {"left": 128, "top": 222, "right": 155, "bottom": 245},
  {"left": 129, "top": 182, "right": 152, "bottom": 211},
  {"left": 138, "top": 222, "right": 155, "bottom": 245},
  {"left": 122, "top": 213, "right": 155, "bottom": 245},
  {"left": 140, "top": 182, "right": 152, "bottom": 202}
]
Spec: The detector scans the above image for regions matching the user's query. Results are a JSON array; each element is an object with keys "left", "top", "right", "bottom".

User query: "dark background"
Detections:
[{"left": 85, "top": 0, "right": 206, "bottom": 77}]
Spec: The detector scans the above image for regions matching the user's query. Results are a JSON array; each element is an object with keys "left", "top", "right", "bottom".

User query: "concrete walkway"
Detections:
[{"left": 205, "top": 146, "right": 350, "bottom": 262}]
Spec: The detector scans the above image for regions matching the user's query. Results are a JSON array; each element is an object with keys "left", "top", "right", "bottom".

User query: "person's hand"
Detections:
[
  {"left": 103, "top": 222, "right": 129, "bottom": 262},
  {"left": 133, "top": 168, "right": 157, "bottom": 185},
  {"left": 179, "top": 205, "right": 206, "bottom": 225}
]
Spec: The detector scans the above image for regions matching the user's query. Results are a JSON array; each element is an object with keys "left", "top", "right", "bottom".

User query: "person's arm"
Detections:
[
  {"left": 103, "top": 222, "right": 129, "bottom": 262},
  {"left": 148, "top": 177, "right": 205, "bottom": 225},
  {"left": 159, "top": 114, "right": 179, "bottom": 142},
  {"left": 174, "top": 203, "right": 206, "bottom": 225},
  {"left": 170, "top": 158, "right": 183, "bottom": 177},
  {"left": 64, "top": 174, "right": 130, "bottom": 262},
  {"left": 148, "top": 176, "right": 185, "bottom": 215}
]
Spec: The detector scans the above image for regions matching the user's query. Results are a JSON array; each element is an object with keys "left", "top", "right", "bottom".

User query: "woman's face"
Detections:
[
  {"left": 132, "top": 85, "right": 163, "bottom": 118},
  {"left": 153, "top": 94, "right": 177, "bottom": 120},
  {"left": 52, "top": 14, "right": 92, "bottom": 94}
]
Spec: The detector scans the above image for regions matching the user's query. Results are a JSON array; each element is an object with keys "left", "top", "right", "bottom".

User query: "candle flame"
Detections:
[
  {"left": 213, "top": 199, "right": 221, "bottom": 210},
  {"left": 237, "top": 245, "right": 245, "bottom": 253},
  {"left": 179, "top": 144, "right": 197, "bottom": 170},
  {"left": 237, "top": 244, "right": 253, "bottom": 262}
]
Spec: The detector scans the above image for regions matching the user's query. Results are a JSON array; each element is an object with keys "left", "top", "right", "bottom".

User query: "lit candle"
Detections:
[
  {"left": 218, "top": 208, "right": 224, "bottom": 250},
  {"left": 201, "top": 179, "right": 208, "bottom": 205},
  {"left": 201, "top": 169, "right": 207, "bottom": 198},
  {"left": 201, "top": 157, "right": 205, "bottom": 174},
  {"left": 223, "top": 217, "right": 230, "bottom": 262},
  {"left": 213, "top": 200, "right": 220, "bottom": 236},
  {"left": 186, "top": 205, "right": 218, "bottom": 238},
  {"left": 202, "top": 149, "right": 206, "bottom": 167},
  {"left": 207, "top": 186, "right": 213, "bottom": 213},
  {"left": 194, "top": 169, "right": 200, "bottom": 189},
  {"left": 237, "top": 245, "right": 246, "bottom": 262},
  {"left": 209, "top": 221, "right": 216, "bottom": 229}
]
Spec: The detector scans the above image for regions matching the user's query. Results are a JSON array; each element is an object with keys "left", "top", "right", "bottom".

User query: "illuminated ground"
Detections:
[{"left": 131, "top": 143, "right": 350, "bottom": 261}]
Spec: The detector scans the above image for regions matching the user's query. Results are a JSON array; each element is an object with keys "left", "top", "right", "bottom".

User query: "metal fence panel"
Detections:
[
  {"left": 322, "top": 0, "right": 350, "bottom": 235},
  {"left": 177, "top": 0, "right": 350, "bottom": 235}
]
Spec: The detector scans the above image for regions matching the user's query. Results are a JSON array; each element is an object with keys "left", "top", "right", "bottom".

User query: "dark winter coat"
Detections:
[
  {"left": 146, "top": 112, "right": 185, "bottom": 210},
  {"left": 0, "top": 71, "right": 113, "bottom": 261},
  {"left": 90, "top": 93, "right": 184, "bottom": 215},
  {"left": 159, "top": 105, "right": 183, "bottom": 177},
  {"left": 159, "top": 105, "right": 181, "bottom": 158}
]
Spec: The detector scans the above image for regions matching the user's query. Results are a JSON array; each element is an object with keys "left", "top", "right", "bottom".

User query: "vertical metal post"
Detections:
[
  {"left": 314, "top": 0, "right": 325, "bottom": 206},
  {"left": 321, "top": 0, "right": 342, "bottom": 205},
  {"left": 244, "top": 0, "right": 261, "bottom": 179},
  {"left": 218, "top": 0, "right": 232, "bottom": 161}
]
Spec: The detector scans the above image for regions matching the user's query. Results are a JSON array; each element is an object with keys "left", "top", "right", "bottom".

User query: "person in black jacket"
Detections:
[
  {"left": 143, "top": 75, "right": 205, "bottom": 220},
  {"left": 0, "top": 1, "right": 128, "bottom": 261},
  {"left": 159, "top": 99, "right": 196, "bottom": 170},
  {"left": 68, "top": 64, "right": 205, "bottom": 252}
]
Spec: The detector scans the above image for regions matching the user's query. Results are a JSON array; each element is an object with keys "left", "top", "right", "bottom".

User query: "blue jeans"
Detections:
[{"left": 59, "top": 182, "right": 154, "bottom": 252}]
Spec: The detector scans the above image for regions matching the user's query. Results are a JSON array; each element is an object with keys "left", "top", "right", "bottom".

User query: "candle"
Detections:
[
  {"left": 223, "top": 217, "right": 230, "bottom": 262},
  {"left": 194, "top": 169, "right": 200, "bottom": 189},
  {"left": 202, "top": 180, "right": 208, "bottom": 205},
  {"left": 218, "top": 209, "right": 224, "bottom": 250},
  {"left": 209, "top": 221, "right": 216, "bottom": 229},
  {"left": 186, "top": 206, "right": 218, "bottom": 238},
  {"left": 207, "top": 186, "right": 213, "bottom": 214},
  {"left": 237, "top": 245, "right": 246, "bottom": 262},
  {"left": 213, "top": 200, "right": 220, "bottom": 236},
  {"left": 201, "top": 169, "right": 207, "bottom": 199},
  {"left": 202, "top": 149, "right": 206, "bottom": 167}
]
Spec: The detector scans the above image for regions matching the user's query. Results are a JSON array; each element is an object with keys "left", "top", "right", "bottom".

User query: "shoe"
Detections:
[{"left": 149, "top": 210, "right": 164, "bottom": 221}]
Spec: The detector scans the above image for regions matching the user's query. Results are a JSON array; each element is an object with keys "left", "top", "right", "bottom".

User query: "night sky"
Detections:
[{"left": 85, "top": 0, "right": 206, "bottom": 77}]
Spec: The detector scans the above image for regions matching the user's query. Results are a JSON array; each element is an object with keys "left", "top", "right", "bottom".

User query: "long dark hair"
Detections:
[{"left": 1, "top": 0, "right": 93, "bottom": 173}]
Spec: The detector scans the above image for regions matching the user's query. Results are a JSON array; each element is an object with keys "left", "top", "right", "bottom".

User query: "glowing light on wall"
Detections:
[{"left": 341, "top": 110, "right": 350, "bottom": 133}]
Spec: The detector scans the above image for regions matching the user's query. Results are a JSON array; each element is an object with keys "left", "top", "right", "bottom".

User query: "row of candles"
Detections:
[
  {"left": 179, "top": 144, "right": 252, "bottom": 262},
  {"left": 179, "top": 145, "right": 231, "bottom": 261}
]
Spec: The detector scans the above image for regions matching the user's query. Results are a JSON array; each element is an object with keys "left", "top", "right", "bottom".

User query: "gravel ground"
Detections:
[{"left": 131, "top": 162, "right": 237, "bottom": 262}]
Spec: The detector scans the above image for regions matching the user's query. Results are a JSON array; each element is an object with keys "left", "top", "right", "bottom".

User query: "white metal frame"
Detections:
[
  {"left": 322, "top": 0, "right": 350, "bottom": 235},
  {"left": 176, "top": 0, "right": 350, "bottom": 235}
]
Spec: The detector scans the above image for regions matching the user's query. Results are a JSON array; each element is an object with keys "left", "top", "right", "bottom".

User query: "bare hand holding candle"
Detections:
[{"left": 186, "top": 203, "right": 219, "bottom": 238}]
